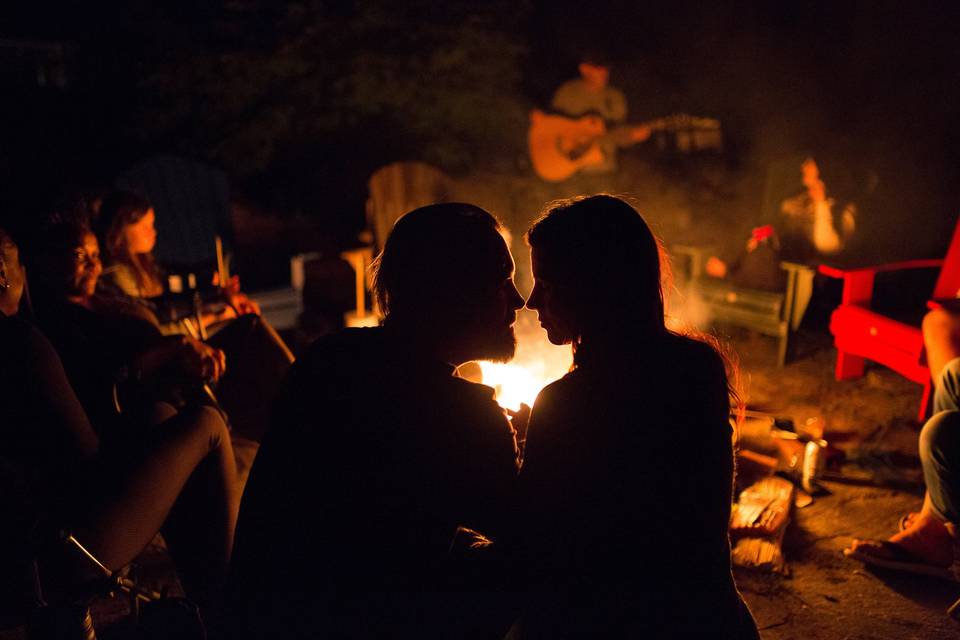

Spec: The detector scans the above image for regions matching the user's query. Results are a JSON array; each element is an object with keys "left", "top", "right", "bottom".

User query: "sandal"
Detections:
[
  {"left": 843, "top": 540, "right": 957, "bottom": 582},
  {"left": 898, "top": 512, "right": 921, "bottom": 532}
]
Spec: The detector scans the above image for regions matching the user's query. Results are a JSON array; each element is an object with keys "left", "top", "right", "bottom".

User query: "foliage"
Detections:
[{"left": 138, "top": 0, "right": 531, "bottom": 178}]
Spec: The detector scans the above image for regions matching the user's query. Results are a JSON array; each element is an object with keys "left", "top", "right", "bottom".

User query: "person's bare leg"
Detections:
[
  {"left": 923, "top": 308, "right": 960, "bottom": 384},
  {"left": 72, "top": 404, "right": 238, "bottom": 605},
  {"left": 848, "top": 410, "right": 959, "bottom": 567},
  {"left": 881, "top": 308, "right": 960, "bottom": 557},
  {"left": 161, "top": 413, "right": 239, "bottom": 609}
]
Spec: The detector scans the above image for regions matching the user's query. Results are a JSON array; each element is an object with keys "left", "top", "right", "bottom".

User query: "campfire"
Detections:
[{"left": 476, "top": 310, "right": 572, "bottom": 412}]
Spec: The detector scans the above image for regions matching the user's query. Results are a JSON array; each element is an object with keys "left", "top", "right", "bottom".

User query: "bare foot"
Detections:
[
  {"left": 899, "top": 511, "right": 920, "bottom": 531},
  {"left": 887, "top": 512, "right": 953, "bottom": 567}
]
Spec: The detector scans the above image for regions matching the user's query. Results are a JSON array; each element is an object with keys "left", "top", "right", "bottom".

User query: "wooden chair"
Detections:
[
  {"left": 819, "top": 215, "right": 960, "bottom": 421},
  {"left": 673, "top": 244, "right": 816, "bottom": 366},
  {"left": 364, "top": 161, "right": 452, "bottom": 252},
  {"left": 340, "top": 162, "right": 452, "bottom": 324}
]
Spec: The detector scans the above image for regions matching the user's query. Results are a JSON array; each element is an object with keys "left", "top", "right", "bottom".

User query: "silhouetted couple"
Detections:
[{"left": 226, "top": 196, "right": 759, "bottom": 638}]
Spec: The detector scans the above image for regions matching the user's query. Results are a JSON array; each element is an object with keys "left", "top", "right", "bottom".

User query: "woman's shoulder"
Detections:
[
  {"left": 1, "top": 314, "right": 63, "bottom": 369},
  {"left": 532, "top": 369, "right": 586, "bottom": 412},
  {"left": 661, "top": 331, "right": 725, "bottom": 370},
  {"left": 101, "top": 263, "right": 140, "bottom": 296}
]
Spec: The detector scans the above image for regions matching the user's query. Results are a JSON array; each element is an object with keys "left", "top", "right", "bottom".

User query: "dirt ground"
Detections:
[{"left": 729, "top": 329, "right": 959, "bottom": 639}]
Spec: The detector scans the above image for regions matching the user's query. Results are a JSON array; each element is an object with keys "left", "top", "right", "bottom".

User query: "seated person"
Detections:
[
  {"left": 707, "top": 157, "right": 858, "bottom": 290},
  {"left": 94, "top": 190, "right": 294, "bottom": 439},
  {"left": 513, "top": 195, "right": 758, "bottom": 638},
  {"left": 844, "top": 307, "right": 960, "bottom": 578},
  {"left": 0, "top": 226, "right": 238, "bottom": 626},
  {"left": 25, "top": 216, "right": 227, "bottom": 444},
  {"left": 226, "top": 204, "right": 523, "bottom": 639},
  {"left": 93, "top": 190, "right": 261, "bottom": 332},
  {"left": 550, "top": 53, "right": 630, "bottom": 175}
]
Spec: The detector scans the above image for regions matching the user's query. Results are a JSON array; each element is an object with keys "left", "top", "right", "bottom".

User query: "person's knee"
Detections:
[
  {"left": 919, "top": 410, "right": 960, "bottom": 465},
  {"left": 924, "top": 308, "right": 960, "bottom": 351},
  {"left": 184, "top": 405, "right": 231, "bottom": 451},
  {"left": 923, "top": 307, "right": 953, "bottom": 336}
]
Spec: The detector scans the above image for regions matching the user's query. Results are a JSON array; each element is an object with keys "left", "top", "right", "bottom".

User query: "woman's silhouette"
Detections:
[{"left": 515, "top": 195, "right": 758, "bottom": 638}]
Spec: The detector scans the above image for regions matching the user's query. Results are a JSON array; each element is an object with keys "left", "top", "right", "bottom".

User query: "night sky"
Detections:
[{"left": 2, "top": 1, "right": 958, "bottom": 259}]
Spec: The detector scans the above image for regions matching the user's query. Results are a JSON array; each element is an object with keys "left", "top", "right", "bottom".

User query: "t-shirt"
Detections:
[{"left": 551, "top": 78, "right": 629, "bottom": 175}]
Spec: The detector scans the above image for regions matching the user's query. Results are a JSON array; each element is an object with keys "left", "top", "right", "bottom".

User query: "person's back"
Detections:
[
  {"left": 518, "top": 195, "right": 757, "bottom": 638},
  {"left": 226, "top": 203, "right": 524, "bottom": 639},
  {"left": 517, "top": 333, "right": 738, "bottom": 635}
]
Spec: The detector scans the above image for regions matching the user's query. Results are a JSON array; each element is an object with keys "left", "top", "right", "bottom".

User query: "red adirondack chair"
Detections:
[{"left": 819, "top": 216, "right": 960, "bottom": 421}]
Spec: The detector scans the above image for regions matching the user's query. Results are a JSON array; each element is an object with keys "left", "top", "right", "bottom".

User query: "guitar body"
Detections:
[
  {"left": 528, "top": 110, "right": 607, "bottom": 182},
  {"left": 527, "top": 109, "right": 723, "bottom": 182}
]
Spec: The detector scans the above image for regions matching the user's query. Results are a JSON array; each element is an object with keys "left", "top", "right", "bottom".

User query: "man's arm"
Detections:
[{"left": 605, "top": 87, "right": 628, "bottom": 124}]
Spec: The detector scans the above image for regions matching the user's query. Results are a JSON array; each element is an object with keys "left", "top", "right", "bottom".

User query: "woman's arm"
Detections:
[
  {"left": 25, "top": 324, "right": 99, "bottom": 459},
  {"left": 132, "top": 335, "right": 227, "bottom": 383}
]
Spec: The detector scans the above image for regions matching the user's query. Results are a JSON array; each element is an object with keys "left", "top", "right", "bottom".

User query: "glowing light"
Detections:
[
  {"left": 477, "top": 361, "right": 547, "bottom": 412},
  {"left": 476, "top": 310, "right": 573, "bottom": 411}
]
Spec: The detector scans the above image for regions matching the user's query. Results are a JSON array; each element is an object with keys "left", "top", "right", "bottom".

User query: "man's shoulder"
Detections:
[
  {"left": 443, "top": 375, "right": 502, "bottom": 414},
  {"left": 296, "top": 327, "right": 386, "bottom": 371},
  {"left": 551, "top": 78, "right": 587, "bottom": 101}
]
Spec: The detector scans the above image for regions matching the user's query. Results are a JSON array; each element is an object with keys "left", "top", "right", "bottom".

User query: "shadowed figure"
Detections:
[
  {"left": 511, "top": 195, "right": 759, "bottom": 638},
  {"left": 93, "top": 190, "right": 294, "bottom": 442},
  {"left": 225, "top": 204, "right": 524, "bottom": 639},
  {"left": 0, "top": 227, "right": 238, "bottom": 623}
]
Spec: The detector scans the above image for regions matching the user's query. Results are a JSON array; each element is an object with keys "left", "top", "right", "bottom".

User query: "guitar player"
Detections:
[{"left": 550, "top": 53, "right": 651, "bottom": 176}]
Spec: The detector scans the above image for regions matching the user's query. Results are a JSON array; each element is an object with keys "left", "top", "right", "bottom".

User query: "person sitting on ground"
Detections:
[
  {"left": 92, "top": 190, "right": 294, "bottom": 440},
  {"left": 844, "top": 307, "right": 960, "bottom": 579},
  {"left": 513, "top": 194, "right": 759, "bottom": 638},
  {"left": 0, "top": 226, "right": 239, "bottom": 624},
  {"left": 24, "top": 215, "right": 227, "bottom": 443},
  {"left": 226, "top": 203, "right": 525, "bottom": 639}
]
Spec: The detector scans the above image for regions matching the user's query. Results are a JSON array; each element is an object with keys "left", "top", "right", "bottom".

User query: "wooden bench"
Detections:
[{"left": 672, "top": 244, "right": 815, "bottom": 366}]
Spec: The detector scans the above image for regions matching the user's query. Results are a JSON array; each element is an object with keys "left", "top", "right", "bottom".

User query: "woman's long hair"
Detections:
[
  {"left": 94, "top": 190, "right": 163, "bottom": 297},
  {"left": 526, "top": 194, "right": 743, "bottom": 414},
  {"left": 526, "top": 194, "right": 666, "bottom": 342}
]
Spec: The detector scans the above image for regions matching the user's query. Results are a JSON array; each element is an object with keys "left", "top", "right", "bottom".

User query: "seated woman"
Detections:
[
  {"left": 0, "top": 226, "right": 238, "bottom": 623},
  {"left": 844, "top": 307, "right": 960, "bottom": 579},
  {"left": 513, "top": 195, "right": 758, "bottom": 638},
  {"left": 24, "top": 216, "right": 227, "bottom": 444},
  {"left": 93, "top": 190, "right": 260, "bottom": 333},
  {"left": 92, "top": 190, "right": 294, "bottom": 439}
]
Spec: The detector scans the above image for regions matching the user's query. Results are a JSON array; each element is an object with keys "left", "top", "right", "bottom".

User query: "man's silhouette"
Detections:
[{"left": 225, "top": 203, "right": 524, "bottom": 638}]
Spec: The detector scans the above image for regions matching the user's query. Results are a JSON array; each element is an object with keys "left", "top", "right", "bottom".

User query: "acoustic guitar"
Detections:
[{"left": 527, "top": 110, "right": 722, "bottom": 182}]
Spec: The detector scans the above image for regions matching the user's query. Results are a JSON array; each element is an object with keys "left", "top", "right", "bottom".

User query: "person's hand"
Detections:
[
  {"left": 230, "top": 291, "right": 261, "bottom": 316},
  {"left": 507, "top": 402, "right": 531, "bottom": 449},
  {"left": 212, "top": 272, "right": 241, "bottom": 294},
  {"left": 630, "top": 124, "right": 652, "bottom": 142},
  {"left": 705, "top": 256, "right": 728, "bottom": 278},
  {"left": 807, "top": 178, "right": 827, "bottom": 203},
  {"left": 213, "top": 272, "right": 260, "bottom": 315},
  {"left": 177, "top": 337, "right": 227, "bottom": 382}
]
